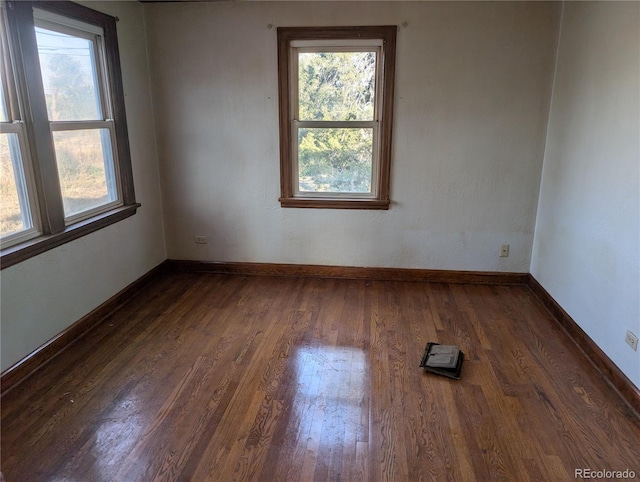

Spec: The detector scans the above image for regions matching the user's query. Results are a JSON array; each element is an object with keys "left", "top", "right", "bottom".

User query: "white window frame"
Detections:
[
  {"left": 291, "top": 40, "right": 383, "bottom": 199},
  {"left": 0, "top": 123, "right": 42, "bottom": 247}
]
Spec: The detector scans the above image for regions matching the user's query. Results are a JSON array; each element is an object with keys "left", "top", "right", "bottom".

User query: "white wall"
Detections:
[
  {"left": 0, "top": 1, "right": 166, "bottom": 372},
  {"left": 531, "top": 2, "right": 640, "bottom": 388},
  {"left": 145, "top": 1, "right": 559, "bottom": 272}
]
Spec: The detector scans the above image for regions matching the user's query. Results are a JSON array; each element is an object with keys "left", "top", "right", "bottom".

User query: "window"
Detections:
[
  {"left": 0, "top": 1, "right": 138, "bottom": 269},
  {"left": 277, "top": 26, "right": 396, "bottom": 209},
  {"left": 0, "top": 7, "right": 40, "bottom": 248}
]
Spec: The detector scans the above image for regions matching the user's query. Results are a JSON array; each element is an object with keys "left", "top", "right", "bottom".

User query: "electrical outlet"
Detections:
[
  {"left": 625, "top": 330, "right": 638, "bottom": 351},
  {"left": 194, "top": 235, "right": 208, "bottom": 244},
  {"left": 500, "top": 244, "right": 509, "bottom": 257}
]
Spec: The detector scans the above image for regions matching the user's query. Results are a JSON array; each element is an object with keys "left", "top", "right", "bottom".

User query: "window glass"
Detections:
[
  {"left": 52, "top": 128, "right": 117, "bottom": 218},
  {"left": 298, "top": 127, "right": 373, "bottom": 193},
  {"left": 0, "top": 133, "right": 33, "bottom": 236},
  {"left": 35, "top": 26, "right": 102, "bottom": 121},
  {"left": 298, "top": 51, "right": 376, "bottom": 122}
]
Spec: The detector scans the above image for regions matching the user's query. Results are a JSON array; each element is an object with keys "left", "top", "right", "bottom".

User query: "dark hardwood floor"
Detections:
[{"left": 2, "top": 272, "right": 639, "bottom": 481}]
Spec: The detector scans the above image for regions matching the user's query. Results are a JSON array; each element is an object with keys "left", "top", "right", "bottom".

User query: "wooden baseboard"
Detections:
[
  {"left": 0, "top": 260, "right": 169, "bottom": 397},
  {"left": 6, "top": 258, "right": 636, "bottom": 418},
  {"left": 0, "top": 260, "right": 525, "bottom": 396},
  {"left": 527, "top": 275, "right": 640, "bottom": 417},
  {"left": 165, "top": 260, "right": 530, "bottom": 285}
]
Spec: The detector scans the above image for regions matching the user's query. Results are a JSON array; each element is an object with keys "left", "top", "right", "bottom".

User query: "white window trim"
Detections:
[{"left": 290, "top": 41, "right": 383, "bottom": 198}]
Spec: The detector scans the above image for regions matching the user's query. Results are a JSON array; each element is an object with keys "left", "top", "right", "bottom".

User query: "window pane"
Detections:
[
  {"left": 298, "top": 51, "right": 376, "bottom": 121},
  {"left": 0, "top": 133, "right": 32, "bottom": 236},
  {"left": 35, "top": 27, "right": 102, "bottom": 121},
  {"left": 52, "top": 129, "right": 117, "bottom": 218},
  {"left": 298, "top": 127, "right": 373, "bottom": 193}
]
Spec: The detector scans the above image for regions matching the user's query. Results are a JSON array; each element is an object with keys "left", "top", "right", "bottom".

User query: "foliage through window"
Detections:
[
  {"left": 278, "top": 27, "right": 396, "bottom": 209},
  {"left": 0, "top": 1, "right": 137, "bottom": 269}
]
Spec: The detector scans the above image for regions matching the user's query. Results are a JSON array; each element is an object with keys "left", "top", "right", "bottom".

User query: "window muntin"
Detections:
[{"left": 278, "top": 27, "right": 396, "bottom": 209}]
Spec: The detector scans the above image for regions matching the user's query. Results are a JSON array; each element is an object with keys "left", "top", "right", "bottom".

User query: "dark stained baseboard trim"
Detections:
[
  {"left": 165, "top": 260, "right": 531, "bottom": 285},
  {"left": 4, "top": 258, "right": 637, "bottom": 419},
  {"left": 0, "top": 260, "right": 170, "bottom": 397},
  {"left": 0, "top": 260, "right": 524, "bottom": 397},
  {"left": 527, "top": 275, "right": 640, "bottom": 417}
]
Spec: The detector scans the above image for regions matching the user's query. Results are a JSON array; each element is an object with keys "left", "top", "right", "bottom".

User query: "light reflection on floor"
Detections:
[
  {"left": 50, "top": 395, "right": 146, "bottom": 482},
  {"left": 290, "top": 345, "right": 368, "bottom": 468}
]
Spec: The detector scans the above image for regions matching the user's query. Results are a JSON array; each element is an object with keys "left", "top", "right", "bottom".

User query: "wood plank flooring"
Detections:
[{"left": 2, "top": 272, "right": 639, "bottom": 481}]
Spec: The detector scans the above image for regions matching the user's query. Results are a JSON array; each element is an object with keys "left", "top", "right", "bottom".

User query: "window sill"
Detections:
[
  {"left": 279, "top": 197, "right": 390, "bottom": 210},
  {"left": 1, "top": 203, "right": 140, "bottom": 270}
]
